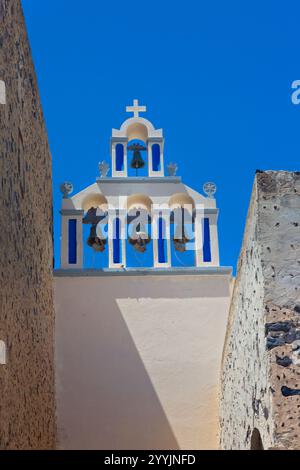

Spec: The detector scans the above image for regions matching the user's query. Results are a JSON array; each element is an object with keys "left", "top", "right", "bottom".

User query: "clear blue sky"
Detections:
[{"left": 22, "top": 0, "right": 300, "bottom": 270}]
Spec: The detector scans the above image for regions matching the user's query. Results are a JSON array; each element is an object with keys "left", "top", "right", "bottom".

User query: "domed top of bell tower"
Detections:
[
  {"left": 110, "top": 99, "right": 165, "bottom": 178},
  {"left": 113, "top": 99, "right": 163, "bottom": 140}
]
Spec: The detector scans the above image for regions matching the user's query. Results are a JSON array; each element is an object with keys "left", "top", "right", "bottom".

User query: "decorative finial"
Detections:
[
  {"left": 60, "top": 181, "right": 73, "bottom": 198},
  {"left": 167, "top": 162, "right": 178, "bottom": 176},
  {"left": 126, "top": 99, "right": 146, "bottom": 118},
  {"left": 98, "top": 161, "right": 110, "bottom": 177},
  {"left": 203, "top": 182, "right": 217, "bottom": 198}
]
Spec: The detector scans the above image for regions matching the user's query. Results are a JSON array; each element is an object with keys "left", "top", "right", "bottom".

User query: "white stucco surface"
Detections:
[{"left": 54, "top": 273, "right": 231, "bottom": 450}]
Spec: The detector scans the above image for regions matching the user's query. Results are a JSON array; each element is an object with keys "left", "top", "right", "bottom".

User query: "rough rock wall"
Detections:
[
  {"left": 0, "top": 0, "right": 56, "bottom": 449},
  {"left": 220, "top": 171, "right": 300, "bottom": 450}
]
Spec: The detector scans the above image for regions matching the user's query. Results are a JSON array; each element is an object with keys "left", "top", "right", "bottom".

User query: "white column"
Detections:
[
  {"left": 159, "top": 141, "right": 165, "bottom": 177},
  {"left": 60, "top": 210, "right": 84, "bottom": 269},
  {"left": 123, "top": 145, "right": 128, "bottom": 177},
  {"left": 194, "top": 206, "right": 204, "bottom": 267},
  {"left": 147, "top": 141, "right": 153, "bottom": 177},
  {"left": 108, "top": 208, "right": 127, "bottom": 268},
  {"left": 194, "top": 209, "right": 220, "bottom": 267},
  {"left": 152, "top": 208, "right": 171, "bottom": 268},
  {"left": 208, "top": 212, "right": 220, "bottom": 267},
  {"left": 111, "top": 143, "right": 116, "bottom": 176}
]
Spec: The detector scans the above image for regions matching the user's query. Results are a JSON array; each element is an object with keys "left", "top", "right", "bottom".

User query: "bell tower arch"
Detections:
[{"left": 111, "top": 100, "right": 164, "bottom": 177}]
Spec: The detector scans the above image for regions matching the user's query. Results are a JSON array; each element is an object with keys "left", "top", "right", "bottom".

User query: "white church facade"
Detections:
[{"left": 54, "top": 101, "right": 232, "bottom": 449}]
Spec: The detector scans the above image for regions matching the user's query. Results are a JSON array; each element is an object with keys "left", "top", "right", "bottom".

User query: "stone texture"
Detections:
[
  {"left": 220, "top": 171, "right": 300, "bottom": 450},
  {"left": 0, "top": 0, "right": 56, "bottom": 449}
]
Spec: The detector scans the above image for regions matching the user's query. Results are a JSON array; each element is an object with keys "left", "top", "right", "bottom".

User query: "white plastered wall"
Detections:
[{"left": 54, "top": 273, "right": 231, "bottom": 450}]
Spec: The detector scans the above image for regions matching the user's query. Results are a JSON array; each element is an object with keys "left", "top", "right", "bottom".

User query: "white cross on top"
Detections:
[{"left": 126, "top": 99, "right": 146, "bottom": 118}]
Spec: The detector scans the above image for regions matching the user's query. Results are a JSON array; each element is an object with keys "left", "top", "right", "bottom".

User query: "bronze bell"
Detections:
[
  {"left": 173, "top": 224, "right": 190, "bottom": 252},
  {"left": 128, "top": 220, "right": 150, "bottom": 253},
  {"left": 83, "top": 207, "right": 101, "bottom": 225},
  {"left": 129, "top": 231, "right": 151, "bottom": 253},
  {"left": 87, "top": 224, "right": 107, "bottom": 252}
]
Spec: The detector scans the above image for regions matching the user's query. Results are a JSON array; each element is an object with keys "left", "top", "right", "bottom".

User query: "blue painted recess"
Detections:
[
  {"left": 158, "top": 216, "right": 166, "bottom": 263},
  {"left": 116, "top": 144, "right": 124, "bottom": 171},
  {"left": 203, "top": 217, "right": 212, "bottom": 262},
  {"left": 68, "top": 219, "right": 77, "bottom": 264},
  {"left": 152, "top": 144, "right": 160, "bottom": 171},
  {"left": 113, "top": 217, "right": 121, "bottom": 264}
]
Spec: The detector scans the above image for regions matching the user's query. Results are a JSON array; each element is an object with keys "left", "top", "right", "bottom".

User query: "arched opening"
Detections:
[
  {"left": 126, "top": 194, "right": 153, "bottom": 267},
  {"left": 126, "top": 122, "right": 148, "bottom": 142},
  {"left": 117, "top": 120, "right": 161, "bottom": 177},
  {"left": 81, "top": 194, "right": 108, "bottom": 268},
  {"left": 169, "top": 192, "right": 195, "bottom": 212},
  {"left": 81, "top": 193, "right": 108, "bottom": 213},
  {"left": 170, "top": 208, "right": 195, "bottom": 267},
  {"left": 127, "top": 139, "right": 148, "bottom": 177},
  {"left": 125, "top": 123, "right": 149, "bottom": 177},
  {"left": 127, "top": 193, "right": 153, "bottom": 213},
  {"left": 250, "top": 428, "right": 264, "bottom": 450},
  {"left": 169, "top": 193, "right": 195, "bottom": 267}
]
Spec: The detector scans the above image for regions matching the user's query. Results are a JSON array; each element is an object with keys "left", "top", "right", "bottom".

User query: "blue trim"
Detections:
[
  {"left": 203, "top": 217, "right": 212, "bottom": 262},
  {"left": 113, "top": 217, "right": 121, "bottom": 264},
  {"left": 152, "top": 144, "right": 160, "bottom": 171},
  {"left": 158, "top": 216, "right": 166, "bottom": 263},
  {"left": 116, "top": 144, "right": 124, "bottom": 171},
  {"left": 68, "top": 219, "right": 77, "bottom": 264}
]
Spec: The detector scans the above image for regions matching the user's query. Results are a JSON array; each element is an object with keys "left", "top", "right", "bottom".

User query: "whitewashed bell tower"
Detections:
[
  {"left": 55, "top": 100, "right": 232, "bottom": 451},
  {"left": 59, "top": 99, "right": 221, "bottom": 272}
]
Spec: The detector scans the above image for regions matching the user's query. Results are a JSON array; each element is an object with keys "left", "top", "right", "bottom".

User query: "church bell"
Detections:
[
  {"left": 87, "top": 224, "right": 107, "bottom": 252},
  {"left": 128, "top": 143, "right": 146, "bottom": 176},
  {"left": 128, "top": 221, "right": 150, "bottom": 253},
  {"left": 173, "top": 223, "right": 190, "bottom": 252},
  {"left": 83, "top": 207, "right": 101, "bottom": 225}
]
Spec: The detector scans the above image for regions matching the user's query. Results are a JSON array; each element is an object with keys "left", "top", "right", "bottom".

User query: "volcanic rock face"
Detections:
[
  {"left": 220, "top": 171, "right": 300, "bottom": 450},
  {"left": 0, "top": 0, "right": 55, "bottom": 449}
]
